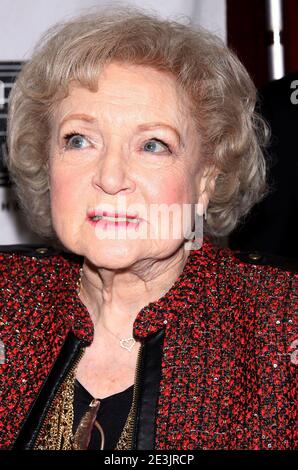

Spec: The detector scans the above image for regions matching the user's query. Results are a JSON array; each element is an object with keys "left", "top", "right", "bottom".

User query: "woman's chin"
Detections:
[{"left": 82, "top": 239, "right": 143, "bottom": 267}]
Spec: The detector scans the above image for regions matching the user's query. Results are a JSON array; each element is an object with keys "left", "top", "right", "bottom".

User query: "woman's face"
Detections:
[{"left": 49, "top": 62, "right": 204, "bottom": 267}]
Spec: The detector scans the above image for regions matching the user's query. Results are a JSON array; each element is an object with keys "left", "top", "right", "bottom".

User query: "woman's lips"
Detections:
[
  {"left": 87, "top": 212, "right": 143, "bottom": 231},
  {"left": 87, "top": 218, "right": 142, "bottom": 230},
  {"left": 87, "top": 210, "right": 139, "bottom": 219}
]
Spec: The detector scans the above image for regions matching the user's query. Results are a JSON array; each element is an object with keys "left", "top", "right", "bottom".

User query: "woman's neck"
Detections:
[{"left": 78, "top": 244, "right": 190, "bottom": 334}]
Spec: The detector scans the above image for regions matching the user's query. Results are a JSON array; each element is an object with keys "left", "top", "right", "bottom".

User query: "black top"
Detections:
[{"left": 73, "top": 379, "right": 134, "bottom": 450}]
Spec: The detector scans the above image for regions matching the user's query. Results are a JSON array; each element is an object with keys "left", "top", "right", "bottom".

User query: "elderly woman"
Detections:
[{"left": 0, "top": 6, "right": 297, "bottom": 451}]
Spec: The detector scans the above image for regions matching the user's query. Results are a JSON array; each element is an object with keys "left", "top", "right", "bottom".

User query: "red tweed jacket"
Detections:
[{"left": 0, "top": 238, "right": 297, "bottom": 450}]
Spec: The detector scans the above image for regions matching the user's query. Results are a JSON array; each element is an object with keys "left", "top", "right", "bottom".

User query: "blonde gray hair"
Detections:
[{"left": 6, "top": 4, "right": 268, "bottom": 242}]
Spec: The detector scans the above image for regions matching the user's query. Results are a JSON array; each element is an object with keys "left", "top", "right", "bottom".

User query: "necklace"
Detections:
[{"left": 76, "top": 267, "right": 136, "bottom": 352}]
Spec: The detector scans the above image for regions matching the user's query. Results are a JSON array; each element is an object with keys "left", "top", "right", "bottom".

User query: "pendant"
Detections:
[{"left": 120, "top": 337, "right": 136, "bottom": 352}]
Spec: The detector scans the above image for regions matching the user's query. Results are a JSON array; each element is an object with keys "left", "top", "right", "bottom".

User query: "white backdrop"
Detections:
[{"left": 0, "top": 0, "right": 226, "bottom": 245}]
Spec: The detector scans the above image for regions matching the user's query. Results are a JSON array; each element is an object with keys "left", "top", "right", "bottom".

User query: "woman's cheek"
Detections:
[
  {"left": 148, "top": 170, "right": 188, "bottom": 206},
  {"left": 49, "top": 170, "right": 80, "bottom": 225}
]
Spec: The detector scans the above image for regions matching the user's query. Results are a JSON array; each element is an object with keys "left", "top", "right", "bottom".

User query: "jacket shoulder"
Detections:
[
  {"left": 0, "top": 243, "right": 82, "bottom": 264},
  {"left": 0, "top": 244, "right": 62, "bottom": 258},
  {"left": 232, "top": 249, "right": 298, "bottom": 275},
  {"left": 0, "top": 244, "right": 83, "bottom": 292},
  {"left": 203, "top": 238, "right": 298, "bottom": 275}
]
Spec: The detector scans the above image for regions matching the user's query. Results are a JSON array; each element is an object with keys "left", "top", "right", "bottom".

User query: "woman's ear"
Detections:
[{"left": 195, "top": 166, "right": 219, "bottom": 216}]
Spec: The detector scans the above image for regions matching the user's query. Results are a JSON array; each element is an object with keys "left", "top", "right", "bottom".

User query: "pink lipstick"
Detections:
[{"left": 87, "top": 209, "right": 142, "bottom": 231}]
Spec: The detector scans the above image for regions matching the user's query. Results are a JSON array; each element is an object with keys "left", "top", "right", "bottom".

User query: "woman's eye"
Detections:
[
  {"left": 63, "top": 133, "right": 90, "bottom": 150},
  {"left": 143, "top": 139, "right": 171, "bottom": 154}
]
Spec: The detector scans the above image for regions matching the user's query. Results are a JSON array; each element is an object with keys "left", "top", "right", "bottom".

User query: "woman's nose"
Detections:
[{"left": 92, "top": 143, "right": 134, "bottom": 195}]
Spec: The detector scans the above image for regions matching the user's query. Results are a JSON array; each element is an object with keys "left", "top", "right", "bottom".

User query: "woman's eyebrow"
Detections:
[
  {"left": 58, "top": 113, "right": 98, "bottom": 130},
  {"left": 58, "top": 115, "right": 185, "bottom": 146},
  {"left": 137, "top": 122, "right": 185, "bottom": 147}
]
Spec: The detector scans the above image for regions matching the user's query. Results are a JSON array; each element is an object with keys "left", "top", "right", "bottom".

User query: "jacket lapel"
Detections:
[
  {"left": 12, "top": 331, "right": 86, "bottom": 449},
  {"left": 133, "top": 328, "right": 165, "bottom": 450}
]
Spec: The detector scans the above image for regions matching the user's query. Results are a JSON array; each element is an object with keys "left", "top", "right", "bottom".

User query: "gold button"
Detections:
[
  {"left": 248, "top": 252, "right": 263, "bottom": 261},
  {"left": 35, "top": 247, "right": 49, "bottom": 254}
]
